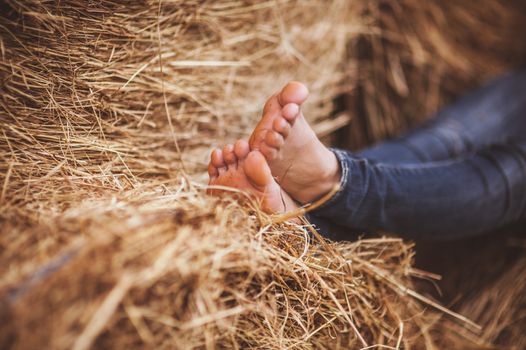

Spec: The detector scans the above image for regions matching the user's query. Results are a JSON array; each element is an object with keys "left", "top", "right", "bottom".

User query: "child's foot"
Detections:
[
  {"left": 207, "top": 140, "right": 298, "bottom": 214},
  {"left": 249, "top": 82, "right": 340, "bottom": 204}
]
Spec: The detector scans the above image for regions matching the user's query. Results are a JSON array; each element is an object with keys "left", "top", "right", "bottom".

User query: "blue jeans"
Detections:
[{"left": 308, "top": 71, "right": 526, "bottom": 240}]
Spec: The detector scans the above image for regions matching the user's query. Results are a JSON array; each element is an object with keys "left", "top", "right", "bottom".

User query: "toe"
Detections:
[
  {"left": 222, "top": 144, "right": 237, "bottom": 168},
  {"left": 278, "top": 81, "right": 309, "bottom": 106},
  {"left": 250, "top": 129, "right": 268, "bottom": 150},
  {"left": 244, "top": 151, "right": 274, "bottom": 188},
  {"left": 234, "top": 139, "right": 250, "bottom": 160},
  {"left": 211, "top": 149, "right": 225, "bottom": 168},
  {"left": 208, "top": 163, "right": 218, "bottom": 179},
  {"left": 282, "top": 103, "right": 300, "bottom": 124},
  {"left": 260, "top": 143, "right": 278, "bottom": 160},
  {"left": 263, "top": 93, "right": 280, "bottom": 115},
  {"left": 207, "top": 163, "right": 219, "bottom": 195},
  {"left": 264, "top": 130, "right": 284, "bottom": 148},
  {"left": 273, "top": 117, "right": 291, "bottom": 138}
]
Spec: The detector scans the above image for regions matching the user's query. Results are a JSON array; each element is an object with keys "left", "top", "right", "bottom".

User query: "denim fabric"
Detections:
[{"left": 307, "top": 70, "right": 526, "bottom": 240}]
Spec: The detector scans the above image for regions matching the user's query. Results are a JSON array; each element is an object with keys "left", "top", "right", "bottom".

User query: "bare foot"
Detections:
[
  {"left": 249, "top": 82, "right": 340, "bottom": 204},
  {"left": 207, "top": 140, "right": 298, "bottom": 214}
]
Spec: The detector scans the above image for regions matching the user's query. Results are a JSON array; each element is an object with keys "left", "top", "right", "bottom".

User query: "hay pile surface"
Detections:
[
  {"left": 4, "top": 191, "right": 445, "bottom": 349},
  {"left": 1, "top": 0, "right": 524, "bottom": 349},
  {"left": 345, "top": 0, "right": 526, "bottom": 148},
  {"left": 1, "top": 0, "right": 352, "bottom": 212}
]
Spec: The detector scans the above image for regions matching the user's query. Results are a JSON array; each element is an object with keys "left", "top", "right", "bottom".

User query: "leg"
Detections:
[
  {"left": 357, "top": 70, "right": 526, "bottom": 164},
  {"left": 247, "top": 71, "right": 526, "bottom": 205},
  {"left": 310, "top": 141, "right": 526, "bottom": 239}
]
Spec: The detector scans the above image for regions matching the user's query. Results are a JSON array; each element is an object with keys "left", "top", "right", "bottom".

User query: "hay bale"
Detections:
[
  {"left": 2, "top": 190, "right": 454, "bottom": 349},
  {"left": 458, "top": 254, "right": 526, "bottom": 348},
  {"left": 2, "top": 0, "right": 522, "bottom": 348},
  {"left": 414, "top": 230, "right": 526, "bottom": 350},
  {"left": 344, "top": 0, "right": 526, "bottom": 148},
  {"left": 0, "top": 0, "right": 354, "bottom": 211}
]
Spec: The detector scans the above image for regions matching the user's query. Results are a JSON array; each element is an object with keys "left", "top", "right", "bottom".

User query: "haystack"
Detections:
[
  {"left": 1, "top": 0, "right": 524, "bottom": 349},
  {"left": 344, "top": 0, "right": 526, "bottom": 148}
]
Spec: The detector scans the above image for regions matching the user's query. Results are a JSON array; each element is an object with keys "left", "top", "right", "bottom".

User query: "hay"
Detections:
[
  {"left": 2, "top": 189, "right": 459, "bottom": 349},
  {"left": 0, "top": 0, "right": 354, "bottom": 213},
  {"left": 1, "top": 0, "right": 523, "bottom": 348},
  {"left": 457, "top": 254, "right": 526, "bottom": 348},
  {"left": 344, "top": 0, "right": 526, "bottom": 148},
  {"left": 414, "top": 232, "right": 526, "bottom": 350}
]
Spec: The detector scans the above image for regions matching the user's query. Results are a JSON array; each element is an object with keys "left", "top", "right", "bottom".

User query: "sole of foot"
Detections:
[
  {"left": 208, "top": 139, "right": 298, "bottom": 214},
  {"left": 249, "top": 82, "right": 341, "bottom": 204}
]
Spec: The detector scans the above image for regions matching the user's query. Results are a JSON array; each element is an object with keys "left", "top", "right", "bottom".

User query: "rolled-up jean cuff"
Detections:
[{"left": 309, "top": 148, "right": 350, "bottom": 211}]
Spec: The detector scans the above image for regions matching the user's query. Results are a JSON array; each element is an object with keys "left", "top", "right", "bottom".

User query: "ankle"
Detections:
[
  {"left": 299, "top": 148, "right": 341, "bottom": 204},
  {"left": 317, "top": 150, "right": 341, "bottom": 197}
]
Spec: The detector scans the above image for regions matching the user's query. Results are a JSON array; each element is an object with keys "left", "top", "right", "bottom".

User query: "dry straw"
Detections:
[
  {"left": 0, "top": 0, "right": 524, "bottom": 349},
  {"left": 0, "top": 0, "right": 356, "bottom": 211},
  {"left": 1, "top": 188, "right": 465, "bottom": 349},
  {"left": 345, "top": 0, "right": 526, "bottom": 149}
]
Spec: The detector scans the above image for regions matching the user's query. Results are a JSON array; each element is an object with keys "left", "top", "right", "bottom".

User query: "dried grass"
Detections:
[
  {"left": 345, "top": 0, "right": 526, "bottom": 148},
  {"left": 2, "top": 187, "right": 465, "bottom": 349},
  {"left": 458, "top": 255, "right": 526, "bottom": 349},
  {"left": 0, "top": 0, "right": 524, "bottom": 349},
  {"left": 0, "top": 0, "right": 354, "bottom": 214}
]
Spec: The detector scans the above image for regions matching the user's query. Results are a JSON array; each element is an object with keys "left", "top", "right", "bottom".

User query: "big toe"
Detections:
[
  {"left": 278, "top": 81, "right": 309, "bottom": 106},
  {"left": 244, "top": 151, "right": 274, "bottom": 188}
]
